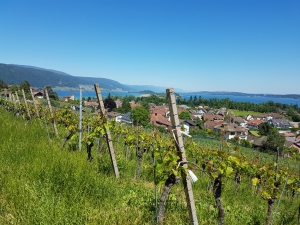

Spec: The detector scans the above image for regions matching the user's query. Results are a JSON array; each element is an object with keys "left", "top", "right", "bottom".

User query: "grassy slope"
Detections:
[
  {"left": 231, "top": 109, "right": 263, "bottom": 117},
  {"left": 0, "top": 109, "right": 298, "bottom": 224}
]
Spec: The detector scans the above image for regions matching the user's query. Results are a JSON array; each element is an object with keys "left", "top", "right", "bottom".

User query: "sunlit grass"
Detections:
[
  {"left": 0, "top": 108, "right": 299, "bottom": 225},
  {"left": 231, "top": 109, "right": 263, "bottom": 117}
]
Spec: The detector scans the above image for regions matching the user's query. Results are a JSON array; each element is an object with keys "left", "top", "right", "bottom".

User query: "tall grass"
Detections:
[{"left": 0, "top": 108, "right": 299, "bottom": 224}]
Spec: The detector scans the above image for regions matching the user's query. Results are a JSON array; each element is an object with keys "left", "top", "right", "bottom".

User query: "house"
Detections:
[
  {"left": 115, "top": 99, "right": 122, "bottom": 108},
  {"left": 179, "top": 119, "right": 198, "bottom": 135},
  {"left": 189, "top": 107, "right": 207, "bottom": 119},
  {"left": 120, "top": 112, "right": 132, "bottom": 124},
  {"left": 60, "top": 92, "right": 75, "bottom": 102},
  {"left": 1, "top": 91, "right": 12, "bottom": 98},
  {"left": 204, "top": 120, "right": 224, "bottom": 130},
  {"left": 247, "top": 119, "right": 264, "bottom": 129},
  {"left": 268, "top": 118, "right": 293, "bottom": 129},
  {"left": 245, "top": 114, "right": 253, "bottom": 121},
  {"left": 84, "top": 101, "right": 99, "bottom": 108},
  {"left": 32, "top": 91, "right": 44, "bottom": 98},
  {"left": 253, "top": 115, "right": 265, "bottom": 121},
  {"left": 203, "top": 114, "right": 224, "bottom": 122},
  {"left": 250, "top": 135, "right": 268, "bottom": 149},
  {"left": 150, "top": 108, "right": 172, "bottom": 128},
  {"left": 262, "top": 113, "right": 282, "bottom": 121},
  {"left": 107, "top": 111, "right": 122, "bottom": 123},
  {"left": 233, "top": 117, "right": 247, "bottom": 127},
  {"left": 195, "top": 106, "right": 207, "bottom": 114},
  {"left": 214, "top": 122, "right": 248, "bottom": 140}
]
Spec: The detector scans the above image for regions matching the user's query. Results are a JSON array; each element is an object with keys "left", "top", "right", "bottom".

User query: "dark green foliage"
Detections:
[
  {"left": 10, "top": 84, "right": 18, "bottom": 92},
  {"left": 263, "top": 128, "right": 286, "bottom": 152},
  {"left": 114, "top": 100, "right": 131, "bottom": 114},
  {"left": 104, "top": 97, "right": 116, "bottom": 112},
  {"left": 19, "top": 80, "right": 31, "bottom": 93},
  {"left": 44, "top": 85, "right": 59, "bottom": 100},
  {"left": 257, "top": 122, "right": 285, "bottom": 152},
  {"left": 240, "top": 139, "right": 252, "bottom": 148},
  {"left": 130, "top": 106, "right": 150, "bottom": 127},
  {"left": 0, "top": 79, "right": 8, "bottom": 89},
  {"left": 258, "top": 122, "right": 273, "bottom": 136},
  {"left": 135, "top": 94, "right": 167, "bottom": 106},
  {"left": 178, "top": 111, "right": 191, "bottom": 120}
]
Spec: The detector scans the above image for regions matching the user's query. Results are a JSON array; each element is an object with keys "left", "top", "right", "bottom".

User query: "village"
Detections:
[{"left": 2, "top": 84, "right": 300, "bottom": 156}]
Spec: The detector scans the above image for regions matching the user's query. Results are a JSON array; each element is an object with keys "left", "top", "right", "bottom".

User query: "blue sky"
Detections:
[{"left": 0, "top": 0, "right": 299, "bottom": 94}]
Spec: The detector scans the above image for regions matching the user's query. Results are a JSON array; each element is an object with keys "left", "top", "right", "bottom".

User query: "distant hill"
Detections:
[
  {"left": 0, "top": 63, "right": 132, "bottom": 91},
  {"left": 126, "top": 84, "right": 188, "bottom": 93},
  {"left": 178, "top": 91, "right": 300, "bottom": 100},
  {"left": 0, "top": 63, "right": 190, "bottom": 93}
]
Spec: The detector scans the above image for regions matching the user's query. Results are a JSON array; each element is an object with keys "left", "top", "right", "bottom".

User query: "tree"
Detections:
[
  {"left": 114, "top": 100, "right": 131, "bottom": 114},
  {"left": 20, "top": 81, "right": 31, "bottom": 93},
  {"left": 10, "top": 84, "right": 18, "bottom": 92},
  {"left": 0, "top": 79, "right": 8, "bottom": 89},
  {"left": 130, "top": 106, "right": 150, "bottom": 127},
  {"left": 104, "top": 97, "right": 116, "bottom": 112},
  {"left": 178, "top": 111, "right": 191, "bottom": 120},
  {"left": 263, "top": 128, "right": 285, "bottom": 152},
  {"left": 122, "top": 100, "right": 131, "bottom": 112},
  {"left": 44, "top": 85, "right": 59, "bottom": 100},
  {"left": 258, "top": 122, "right": 273, "bottom": 136}
]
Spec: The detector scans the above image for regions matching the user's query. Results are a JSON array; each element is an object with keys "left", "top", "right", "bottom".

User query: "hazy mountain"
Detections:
[
  {"left": 126, "top": 84, "right": 188, "bottom": 93},
  {"left": 0, "top": 63, "right": 135, "bottom": 91}
]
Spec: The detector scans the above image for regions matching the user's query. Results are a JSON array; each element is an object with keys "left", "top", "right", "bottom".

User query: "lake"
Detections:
[
  {"left": 179, "top": 93, "right": 300, "bottom": 105},
  {"left": 56, "top": 90, "right": 141, "bottom": 100},
  {"left": 56, "top": 90, "right": 300, "bottom": 106}
]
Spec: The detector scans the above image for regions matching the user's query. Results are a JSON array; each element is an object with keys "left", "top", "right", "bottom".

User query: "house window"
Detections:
[{"left": 230, "top": 132, "right": 235, "bottom": 135}]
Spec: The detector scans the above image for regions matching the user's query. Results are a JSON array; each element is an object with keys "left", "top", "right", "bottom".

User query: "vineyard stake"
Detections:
[
  {"left": 44, "top": 88, "right": 59, "bottom": 137},
  {"left": 79, "top": 86, "right": 83, "bottom": 151},
  {"left": 30, "top": 88, "right": 40, "bottom": 118},
  {"left": 94, "top": 83, "right": 120, "bottom": 179},
  {"left": 15, "top": 91, "right": 21, "bottom": 106},
  {"left": 22, "top": 89, "right": 31, "bottom": 120},
  {"left": 166, "top": 88, "right": 198, "bottom": 225},
  {"left": 12, "top": 94, "right": 16, "bottom": 108}
]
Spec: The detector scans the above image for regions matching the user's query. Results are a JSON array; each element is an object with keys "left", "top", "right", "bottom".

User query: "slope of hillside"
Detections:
[{"left": 0, "top": 63, "right": 131, "bottom": 91}]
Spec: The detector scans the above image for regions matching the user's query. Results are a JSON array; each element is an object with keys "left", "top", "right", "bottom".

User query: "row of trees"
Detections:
[
  {"left": 0, "top": 79, "right": 59, "bottom": 101},
  {"left": 177, "top": 95, "right": 300, "bottom": 120}
]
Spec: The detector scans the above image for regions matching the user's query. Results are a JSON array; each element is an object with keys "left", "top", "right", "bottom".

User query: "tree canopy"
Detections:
[
  {"left": 20, "top": 81, "right": 31, "bottom": 93},
  {"left": 104, "top": 96, "right": 116, "bottom": 112},
  {"left": 258, "top": 122, "right": 285, "bottom": 152},
  {"left": 178, "top": 111, "right": 191, "bottom": 120},
  {"left": 44, "top": 85, "right": 59, "bottom": 100},
  {"left": 0, "top": 79, "right": 8, "bottom": 89},
  {"left": 130, "top": 106, "right": 150, "bottom": 127}
]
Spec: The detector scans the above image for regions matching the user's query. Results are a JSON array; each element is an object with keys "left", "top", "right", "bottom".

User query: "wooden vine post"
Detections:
[
  {"left": 12, "top": 94, "right": 16, "bottom": 108},
  {"left": 15, "top": 91, "right": 21, "bottom": 106},
  {"left": 94, "top": 83, "right": 120, "bottom": 179},
  {"left": 30, "top": 88, "right": 40, "bottom": 118},
  {"left": 44, "top": 88, "right": 59, "bottom": 137},
  {"left": 22, "top": 89, "right": 31, "bottom": 119},
  {"left": 166, "top": 88, "right": 198, "bottom": 225}
]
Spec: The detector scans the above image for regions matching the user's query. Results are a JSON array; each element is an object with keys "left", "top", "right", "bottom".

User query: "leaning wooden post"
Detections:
[
  {"left": 166, "top": 88, "right": 198, "bottom": 225},
  {"left": 94, "top": 83, "right": 120, "bottom": 179},
  {"left": 22, "top": 89, "right": 31, "bottom": 119},
  {"left": 44, "top": 88, "right": 59, "bottom": 137},
  {"left": 12, "top": 94, "right": 16, "bottom": 108},
  {"left": 30, "top": 88, "right": 40, "bottom": 118},
  {"left": 15, "top": 91, "right": 21, "bottom": 106}
]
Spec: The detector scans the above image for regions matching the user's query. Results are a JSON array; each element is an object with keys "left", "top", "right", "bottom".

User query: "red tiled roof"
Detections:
[{"left": 247, "top": 119, "right": 264, "bottom": 127}]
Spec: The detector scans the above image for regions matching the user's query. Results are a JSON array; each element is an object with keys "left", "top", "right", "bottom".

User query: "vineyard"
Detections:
[{"left": 0, "top": 87, "right": 300, "bottom": 225}]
